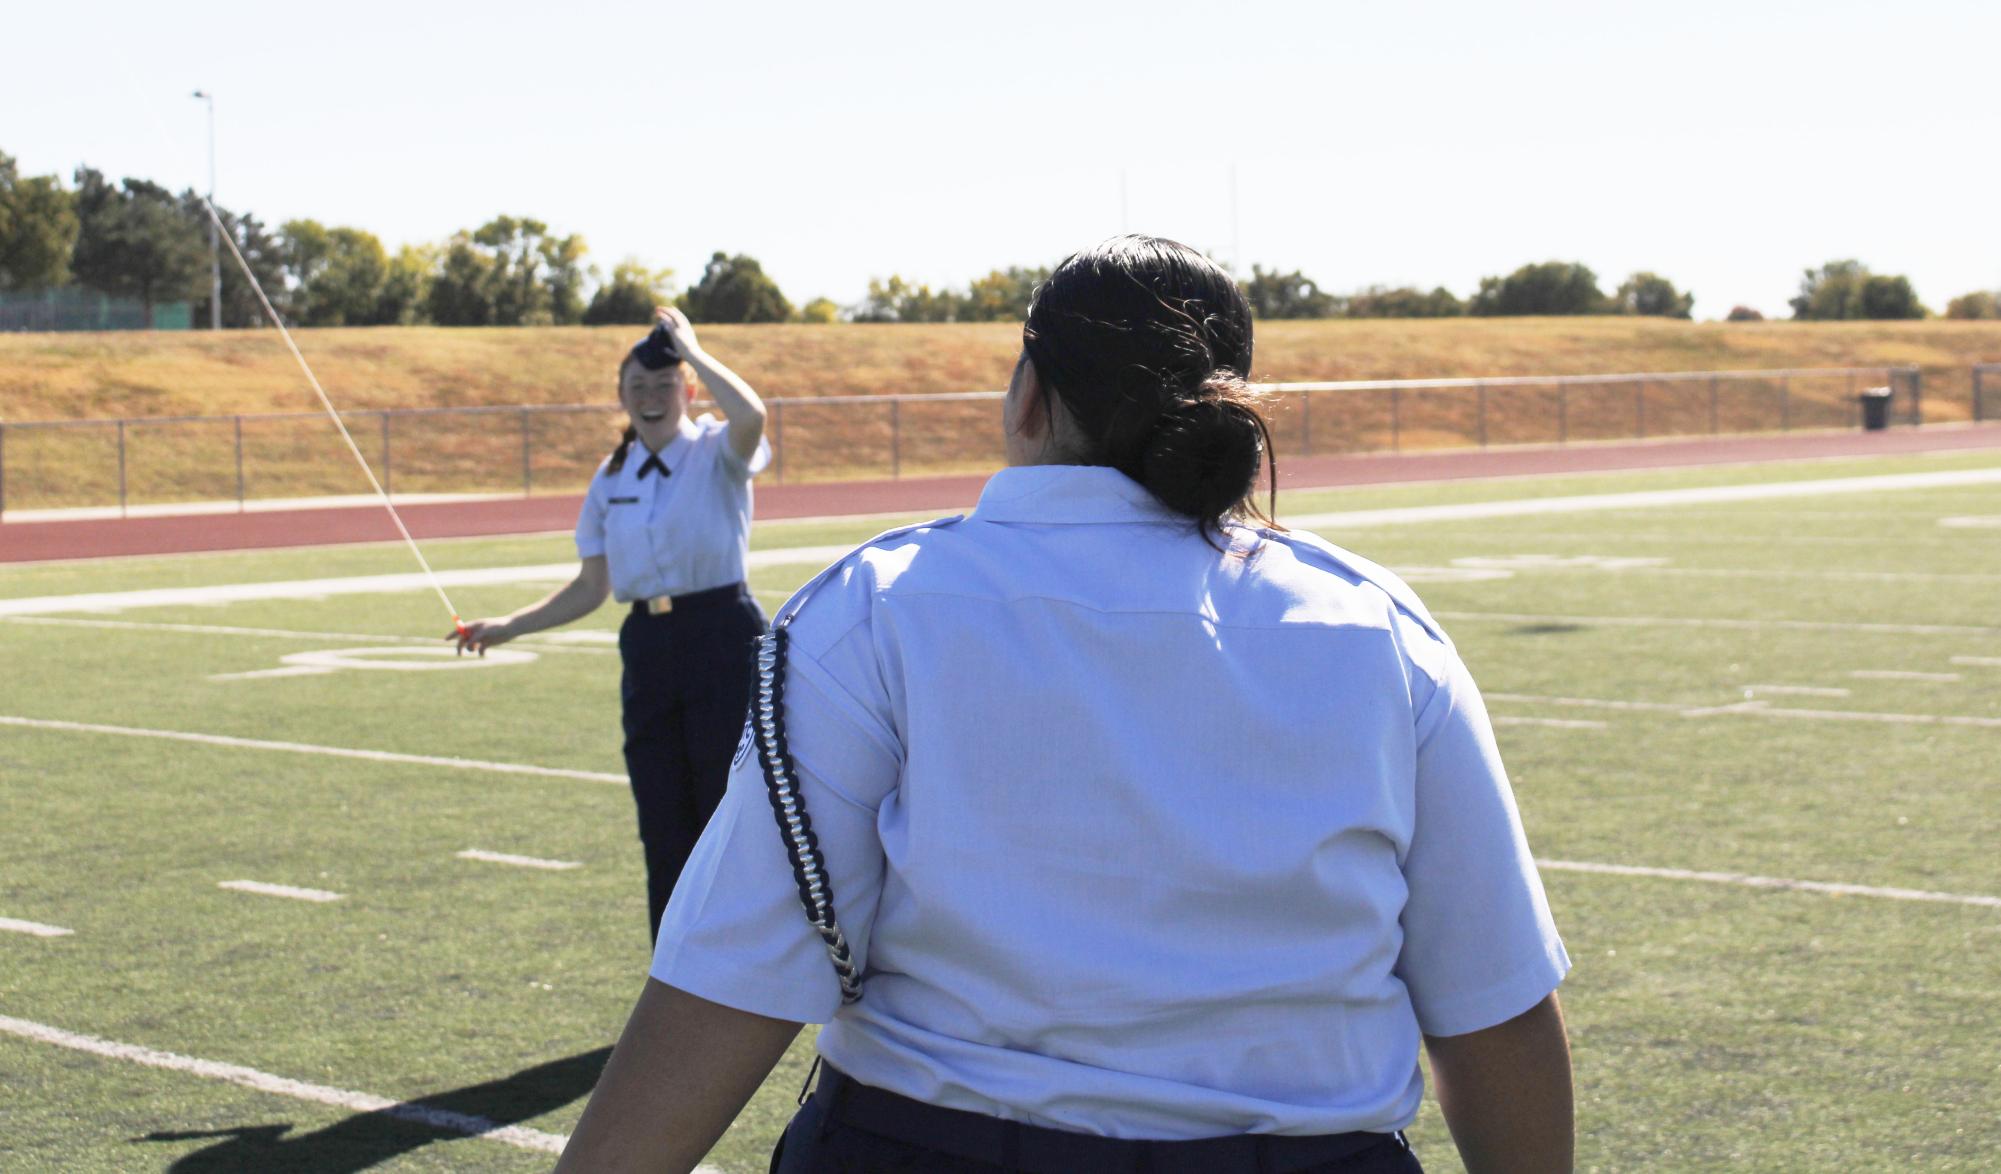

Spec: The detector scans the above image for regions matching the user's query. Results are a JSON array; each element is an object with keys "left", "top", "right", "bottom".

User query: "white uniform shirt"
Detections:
[
  {"left": 574, "top": 414, "right": 771, "bottom": 602},
  {"left": 653, "top": 464, "right": 1568, "bottom": 1139}
]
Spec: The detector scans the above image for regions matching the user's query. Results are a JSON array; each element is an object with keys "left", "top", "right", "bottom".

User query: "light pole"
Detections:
[{"left": 192, "top": 90, "right": 220, "bottom": 329}]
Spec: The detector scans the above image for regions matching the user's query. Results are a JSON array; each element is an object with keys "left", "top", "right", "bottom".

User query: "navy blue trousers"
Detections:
[{"left": 617, "top": 585, "right": 765, "bottom": 942}]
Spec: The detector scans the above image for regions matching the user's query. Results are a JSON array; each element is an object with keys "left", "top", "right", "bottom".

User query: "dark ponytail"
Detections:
[
  {"left": 607, "top": 425, "right": 639, "bottom": 474},
  {"left": 1022, "top": 234, "right": 1278, "bottom": 540}
]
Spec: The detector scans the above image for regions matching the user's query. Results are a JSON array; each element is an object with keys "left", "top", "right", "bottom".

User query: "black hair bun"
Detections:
[{"left": 1137, "top": 371, "right": 1266, "bottom": 525}]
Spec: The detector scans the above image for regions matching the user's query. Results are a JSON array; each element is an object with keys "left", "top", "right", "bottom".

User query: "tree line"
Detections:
[{"left": 3, "top": 149, "right": 1995, "bottom": 327}]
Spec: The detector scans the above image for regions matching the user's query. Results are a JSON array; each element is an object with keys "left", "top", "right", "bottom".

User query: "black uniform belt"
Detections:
[
  {"left": 628, "top": 582, "right": 746, "bottom": 618},
  {"left": 814, "top": 1063, "right": 1407, "bottom": 1174}
]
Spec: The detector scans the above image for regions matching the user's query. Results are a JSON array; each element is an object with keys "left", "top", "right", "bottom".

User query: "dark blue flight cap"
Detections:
[{"left": 629, "top": 323, "right": 682, "bottom": 371}]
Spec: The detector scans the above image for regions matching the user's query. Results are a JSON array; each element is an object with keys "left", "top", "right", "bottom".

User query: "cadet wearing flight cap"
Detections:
[{"left": 454, "top": 306, "right": 772, "bottom": 942}]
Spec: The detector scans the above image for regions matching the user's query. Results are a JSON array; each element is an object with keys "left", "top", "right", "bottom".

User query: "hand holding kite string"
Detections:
[{"left": 448, "top": 617, "right": 509, "bottom": 657}]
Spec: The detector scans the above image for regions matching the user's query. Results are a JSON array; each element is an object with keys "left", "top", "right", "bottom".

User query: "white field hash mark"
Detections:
[
  {"left": 1539, "top": 860, "right": 2001, "bottom": 910},
  {"left": 1850, "top": 670, "right": 1962, "bottom": 682},
  {"left": 219, "top": 880, "right": 342, "bottom": 903},
  {"left": 1490, "top": 715, "right": 1609, "bottom": 730},
  {"left": 0, "top": 715, "right": 626, "bottom": 785},
  {"left": 457, "top": 849, "right": 582, "bottom": 871},
  {"left": 0, "top": 917, "right": 74, "bottom": 937},
  {"left": 0, "top": 1013, "right": 574, "bottom": 1157},
  {"left": 1488, "top": 693, "right": 2001, "bottom": 730}
]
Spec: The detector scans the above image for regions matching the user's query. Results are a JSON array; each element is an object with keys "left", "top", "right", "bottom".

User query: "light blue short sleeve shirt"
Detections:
[
  {"left": 574, "top": 414, "right": 771, "bottom": 602},
  {"left": 652, "top": 464, "right": 1567, "bottom": 1139}
]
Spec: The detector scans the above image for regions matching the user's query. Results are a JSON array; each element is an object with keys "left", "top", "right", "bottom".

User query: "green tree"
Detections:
[
  {"left": 425, "top": 216, "right": 590, "bottom": 326},
  {"left": 583, "top": 258, "right": 675, "bottom": 326},
  {"left": 0, "top": 151, "right": 79, "bottom": 289},
  {"left": 282, "top": 220, "right": 391, "bottom": 326},
  {"left": 177, "top": 194, "right": 286, "bottom": 329},
  {"left": 1725, "top": 305, "right": 1765, "bottom": 322},
  {"left": 1242, "top": 265, "right": 1339, "bottom": 319},
  {"left": 1344, "top": 285, "right": 1463, "bottom": 318},
  {"left": 679, "top": 251, "right": 791, "bottom": 323},
  {"left": 1469, "top": 261, "right": 1607, "bottom": 316},
  {"left": 1789, "top": 260, "right": 1926, "bottom": 320},
  {"left": 1945, "top": 291, "right": 2000, "bottom": 320},
  {"left": 70, "top": 169, "right": 206, "bottom": 327},
  {"left": 959, "top": 266, "right": 1049, "bottom": 322},
  {"left": 376, "top": 244, "right": 436, "bottom": 325},
  {"left": 1613, "top": 272, "right": 1694, "bottom": 318},
  {"left": 797, "top": 296, "right": 840, "bottom": 324}
]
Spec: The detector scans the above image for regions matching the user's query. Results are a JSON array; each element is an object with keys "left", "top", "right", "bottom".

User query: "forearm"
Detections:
[
  {"left": 683, "top": 345, "right": 766, "bottom": 436},
  {"left": 500, "top": 563, "right": 608, "bottom": 638},
  {"left": 557, "top": 979, "right": 801, "bottom": 1173},
  {"left": 1424, "top": 993, "right": 1573, "bottom": 1174}
]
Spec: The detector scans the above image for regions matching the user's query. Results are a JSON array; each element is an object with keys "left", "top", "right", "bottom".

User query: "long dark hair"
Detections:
[
  {"left": 1021, "top": 235, "right": 1278, "bottom": 539},
  {"left": 607, "top": 354, "right": 642, "bottom": 473}
]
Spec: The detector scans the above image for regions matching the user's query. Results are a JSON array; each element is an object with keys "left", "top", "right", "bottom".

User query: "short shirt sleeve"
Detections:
[
  {"left": 1393, "top": 612, "right": 1570, "bottom": 1037},
  {"left": 714, "top": 419, "right": 772, "bottom": 481},
  {"left": 573, "top": 462, "right": 610, "bottom": 559},
  {"left": 650, "top": 587, "right": 901, "bottom": 1023}
]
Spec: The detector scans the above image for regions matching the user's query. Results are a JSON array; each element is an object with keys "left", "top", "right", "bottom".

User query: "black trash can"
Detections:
[{"left": 1859, "top": 386, "right": 1893, "bottom": 431}]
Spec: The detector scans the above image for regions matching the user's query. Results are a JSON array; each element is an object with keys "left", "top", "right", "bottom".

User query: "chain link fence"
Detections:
[{"left": 0, "top": 365, "right": 1926, "bottom": 517}]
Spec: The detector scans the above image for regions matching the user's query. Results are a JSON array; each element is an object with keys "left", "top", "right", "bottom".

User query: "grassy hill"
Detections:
[{"left": 4, "top": 318, "right": 2000, "bottom": 422}]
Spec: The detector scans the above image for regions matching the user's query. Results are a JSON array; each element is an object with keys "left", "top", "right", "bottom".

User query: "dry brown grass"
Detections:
[
  {"left": 6, "top": 317, "right": 2001, "bottom": 422},
  {"left": 5, "top": 318, "right": 1999, "bottom": 512}
]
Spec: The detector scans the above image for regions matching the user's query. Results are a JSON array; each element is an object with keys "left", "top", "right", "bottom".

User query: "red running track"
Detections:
[{"left": 5, "top": 425, "right": 2000, "bottom": 564}]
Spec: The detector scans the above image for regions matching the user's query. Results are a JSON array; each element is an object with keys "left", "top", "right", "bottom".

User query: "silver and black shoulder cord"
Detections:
[{"left": 750, "top": 624, "right": 864, "bottom": 1004}]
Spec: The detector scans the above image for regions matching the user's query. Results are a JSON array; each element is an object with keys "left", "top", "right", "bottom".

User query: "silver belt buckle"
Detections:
[{"left": 646, "top": 596, "right": 673, "bottom": 615}]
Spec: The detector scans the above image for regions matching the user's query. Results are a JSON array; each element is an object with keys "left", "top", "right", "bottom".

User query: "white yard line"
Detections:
[
  {"left": 0, "top": 917, "right": 73, "bottom": 937},
  {"left": 1435, "top": 610, "right": 2001, "bottom": 638},
  {"left": 0, "top": 715, "right": 626, "bottom": 784},
  {"left": 0, "top": 1013, "right": 574, "bottom": 1157},
  {"left": 2, "top": 615, "right": 615, "bottom": 654},
  {"left": 1952, "top": 656, "right": 2001, "bottom": 667},
  {"left": 0, "top": 544, "right": 856, "bottom": 617},
  {"left": 1746, "top": 685, "right": 1851, "bottom": 698},
  {"left": 1850, "top": 670, "right": 1962, "bottom": 682},
  {"left": 218, "top": 880, "right": 342, "bottom": 903},
  {"left": 457, "top": 849, "right": 582, "bottom": 871},
  {"left": 1539, "top": 859, "right": 2001, "bottom": 910},
  {"left": 1286, "top": 465, "right": 2001, "bottom": 531},
  {"left": 1489, "top": 692, "right": 2001, "bottom": 730},
  {"left": 1490, "top": 715, "right": 1608, "bottom": 730}
]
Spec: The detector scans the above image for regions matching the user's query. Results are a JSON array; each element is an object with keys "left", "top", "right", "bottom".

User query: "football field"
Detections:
[{"left": 4, "top": 448, "right": 1999, "bottom": 1171}]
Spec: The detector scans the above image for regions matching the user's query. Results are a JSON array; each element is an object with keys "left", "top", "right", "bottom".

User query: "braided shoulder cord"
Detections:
[{"left": 751, "top": 626, "right": 864, "bottom": 1004}]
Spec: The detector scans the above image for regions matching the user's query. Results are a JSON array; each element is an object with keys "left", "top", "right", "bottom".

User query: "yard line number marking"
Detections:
[
  {"left": 218, "top": 880, "right": 343, "bottom": 903},
  {"left": 1538, "top": 859, "right": 2001, "bottom": 910},
  {"left": 456, "top": 849, "right": 583, "bottom": 871},
  {"left": 0, "top": 917, "right": 73, "bottom": 938},
  {"left": 0, "top": 715, "right": 627, "bottom": 785}
]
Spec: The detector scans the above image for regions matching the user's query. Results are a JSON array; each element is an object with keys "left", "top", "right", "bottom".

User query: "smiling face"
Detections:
[{"left": 619, "top": 359, "right": 693, "bottom": 440}]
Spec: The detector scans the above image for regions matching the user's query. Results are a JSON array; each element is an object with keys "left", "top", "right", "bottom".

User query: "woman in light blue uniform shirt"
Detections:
[
  {"left": 455, "top": 306, "right": 771, "bottom": 943},
  {"left": 560, "top": 239, "right": 1573, "bottom": 1172}
]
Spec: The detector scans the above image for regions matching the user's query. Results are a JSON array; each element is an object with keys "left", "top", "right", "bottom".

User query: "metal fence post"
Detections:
[
  {"left": 1389, "top": 386, "right": 1401, "bottom": 452},
  {"left": 1908, "top": 366, "right": 1922, "bottom": 425},
  {"left": 1779, "top": 377, "right": 1790, "bottom": 431},
  {"left": 520, "top": 408, "right": 533, "bottom": 496},
  {"left": 1977, "top": 367, "right": 1987, "bottom": 422},
  {"left": 380, "top": 411, "right": 392, "bottom": 497},
  {"left": 1709, "top": 377, "right": 1719, "bottom": 434},
  {"left": 1635, "top": 380, "right": 1646, "bottom": 440},
  {"left": 118, "top": 418, "right": 128, "bottom": 517},
  {"left": 1557, "top": 385, "right": 1568, "bottom": 444},
  {"left": 890, "top": 399, "right": 902, "bottom": 479},
  {"left": 1301, "top": 391, "right": 1312, "bottom": 456},
  {"left": 773, "top": 400, "right": 785, "bottom": 484},
  {"left": 1475, "top": 382, "right": 1488, "bottom": 447},
  {"left": 234, "top": 415, "right": 245, "bottom": 510}
]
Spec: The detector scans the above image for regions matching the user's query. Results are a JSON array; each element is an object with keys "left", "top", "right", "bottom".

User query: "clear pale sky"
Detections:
[{"left": 6, "top": 0, "right": 1996, "bottom": 320}]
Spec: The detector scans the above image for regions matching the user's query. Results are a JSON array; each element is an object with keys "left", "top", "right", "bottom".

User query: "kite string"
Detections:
[{"left": 196, "top": 197, "right": 462, "bottom": 626}]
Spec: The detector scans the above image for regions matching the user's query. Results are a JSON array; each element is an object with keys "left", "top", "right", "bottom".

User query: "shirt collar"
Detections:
[
  {"left": 969, "top": 465, "right": 1184, "bottom": 525},
  {"left": 635, "top": 416, "right": 703, "bottom": 473}
]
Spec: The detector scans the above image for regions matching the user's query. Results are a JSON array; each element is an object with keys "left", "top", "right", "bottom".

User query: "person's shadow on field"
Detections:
[{"left": 134, "top": 1046, "right": 610, "bottom": 1172}]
